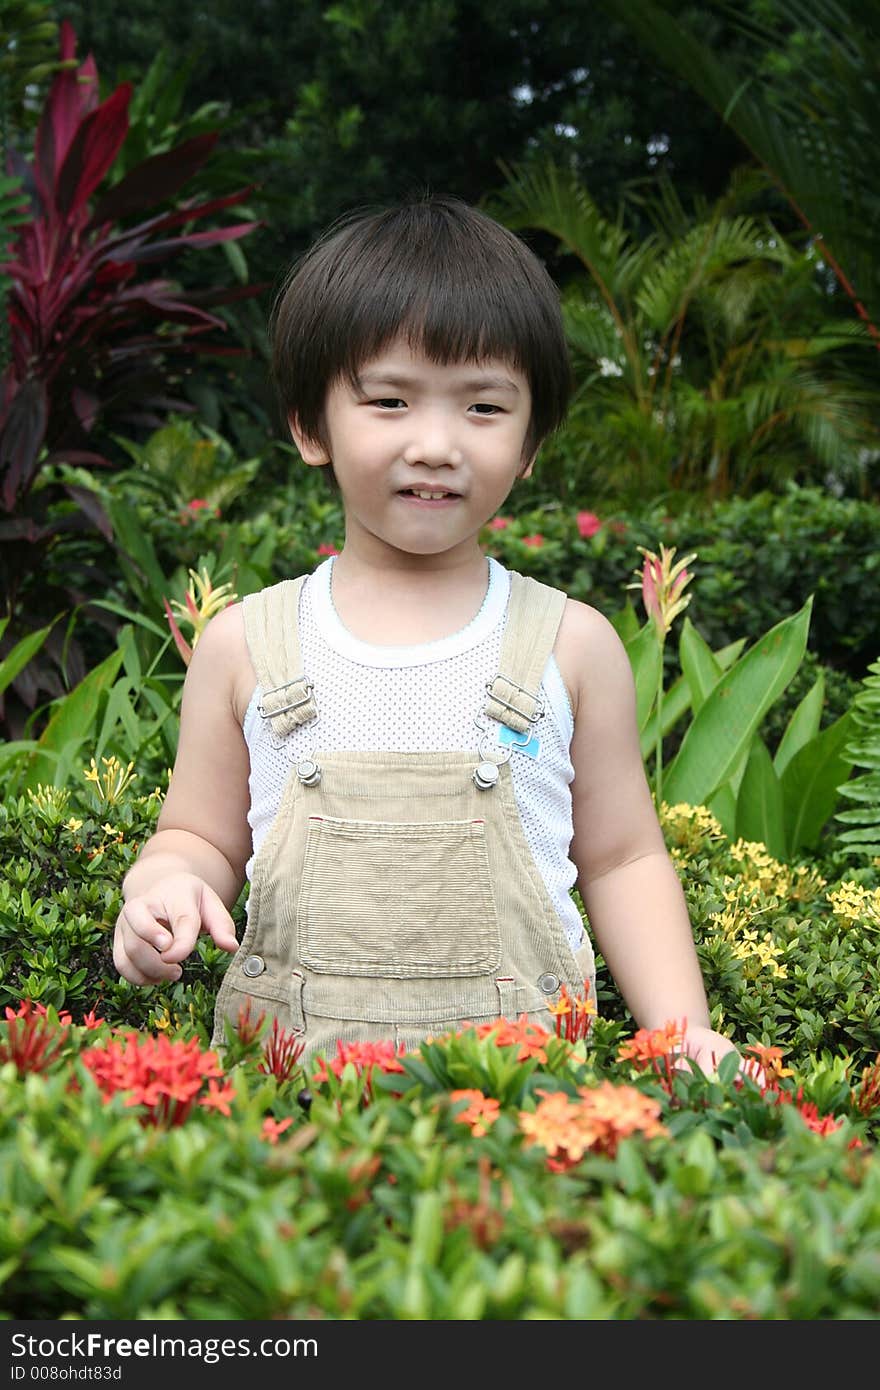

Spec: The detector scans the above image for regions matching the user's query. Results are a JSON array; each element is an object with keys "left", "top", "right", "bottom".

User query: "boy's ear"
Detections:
[
  {"left": 288, "top": 412, "right": 330, "bottom": 467},
  {"left": 518, "top": 450, "right": 538, "bottom": 480}
]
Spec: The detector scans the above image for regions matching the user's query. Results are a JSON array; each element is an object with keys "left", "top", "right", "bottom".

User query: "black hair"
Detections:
[{"left": 270, "top": 195, "right": 572, "bottom": 462}]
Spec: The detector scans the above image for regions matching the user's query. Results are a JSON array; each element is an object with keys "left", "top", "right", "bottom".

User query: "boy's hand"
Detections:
[
  {"left": 679, "top": 1024, "right": 746, "bottom": 1077},
  {"left": 113, "top": 874, "right": 239, "bottom": 985}
]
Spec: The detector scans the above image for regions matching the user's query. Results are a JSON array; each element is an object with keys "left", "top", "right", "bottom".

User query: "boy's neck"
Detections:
[{"left": 327, "top": 547, "right": 492, "bottom": 646}]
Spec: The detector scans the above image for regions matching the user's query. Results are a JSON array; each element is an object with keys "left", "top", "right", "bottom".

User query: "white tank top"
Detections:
[{"left": 241, "top": 556, "right": 585, "bottom": 949}]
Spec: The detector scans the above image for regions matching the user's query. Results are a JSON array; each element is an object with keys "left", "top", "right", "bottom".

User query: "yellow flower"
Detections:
[
  {"left": 84, "top": 756, "right": 136, "bottom": 806},
  {"left": 826, "top": 881, "right": 880, "bottom": 927}
]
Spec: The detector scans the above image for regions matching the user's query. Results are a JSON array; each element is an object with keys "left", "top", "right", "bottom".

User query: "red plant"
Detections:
[
  {"left": 0, "top": 999, "right": 72, "bottom": 1075},
  {"left": 0, "top": 20, "right": 261, "bottom": 730},
  {"left": 312, "top": 1039, "right": 406, "bottom": 1104},
  {"left": 258, "top": 1017, "right": 307, "bottom": 1084},
  {"left": 80, "top": 1031, "right": 235, "bottom": 1128}
]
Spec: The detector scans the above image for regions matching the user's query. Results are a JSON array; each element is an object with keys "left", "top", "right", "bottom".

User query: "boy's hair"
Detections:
[{"left": 270, "top": 195, "right": 572, "bottom": 462}]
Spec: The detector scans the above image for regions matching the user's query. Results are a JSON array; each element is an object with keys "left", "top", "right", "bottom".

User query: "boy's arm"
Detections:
[
  {"left": 558, "top": 600, "right": 738, "bottom": 1071},
  {"left": 114, "top": 603, "right": 253, "bottom": 984}
]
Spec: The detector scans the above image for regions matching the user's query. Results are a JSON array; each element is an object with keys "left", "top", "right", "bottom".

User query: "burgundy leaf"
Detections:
[
  {"left": 61, "top": 483, "right": 114, "bottom": 540},
  {"left": 107, "top": 221, "right": 261, "bottom": 265},
  {"left": 35, "top": 24, "right": 100, "bottom": 205},
  {"left": 89, "top": 133, "right": 220, "bottom": 227},
  {"left": 0, "top": 379, "right": 49, "bottom": 512},
  {"left": 71, "top": 387, "right": 100, "bottom": 431},
  {"left": 56, "top": 85, "right": 132, "bottom": 220},
  {"left": 98, "top": 192, "right": 258, "bottom": 263}
]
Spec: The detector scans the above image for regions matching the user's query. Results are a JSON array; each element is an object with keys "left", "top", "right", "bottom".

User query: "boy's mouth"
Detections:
[{"left": 398, "top": 487, "right": 460, "bottom": 500}]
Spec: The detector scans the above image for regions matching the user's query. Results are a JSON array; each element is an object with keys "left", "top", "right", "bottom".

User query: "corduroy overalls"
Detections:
[{"left": 210, "top": 571, "right": 596, "bottom": 1060}]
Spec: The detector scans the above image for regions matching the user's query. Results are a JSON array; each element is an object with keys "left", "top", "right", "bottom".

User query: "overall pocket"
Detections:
[{"left": 298, "top": 814, "right": 501, "bottom": 977}]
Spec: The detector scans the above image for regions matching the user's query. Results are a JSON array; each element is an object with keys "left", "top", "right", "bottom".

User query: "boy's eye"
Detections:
[
  {"left": 470, "top": 403, "right": 503, "bottom": 415},
  {"left": 371, "top": 397, "right": 406, "bottom": 409}
]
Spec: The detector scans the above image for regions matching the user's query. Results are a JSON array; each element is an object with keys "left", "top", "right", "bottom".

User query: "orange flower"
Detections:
[
  {"left": 261, "top": 1115, "right": 295, "bottom": 1145},
  {"left": 475, "top": 1013, "right": 551, "bottom": 1063},
  {"left": 618, "top": 1019, "right": 687, "bottom": 1064},
  {"left": 450, "top": 1089, "right": 501, "bottom": 1137},
  {"left": 519, "top": 1081, "right": 667, "bottom": 1169},
  {"left": 545, "top": 983, "right": 596, "bottom": 1044},
  {"left": 742, "top": 1043, "right": 794, "bottom": 1091}
]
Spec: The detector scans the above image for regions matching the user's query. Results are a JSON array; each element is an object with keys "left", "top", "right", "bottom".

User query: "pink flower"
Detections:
[
  {"left": 316, "top": 542, "right": 340, "bottom": 556},
  {"left": 487, "top": 516, "right": 511, "bottom": 531},
  {"left": 576, "top": 510, "right": 602, "bottom": 538},
  {"left": 522, "top": 534, "right": 544, "bottom": 548}
]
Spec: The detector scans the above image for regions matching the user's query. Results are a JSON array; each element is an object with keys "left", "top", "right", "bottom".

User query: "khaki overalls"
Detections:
[{"left": 211, "top": 571, "right": 596, "bottom": 1061}]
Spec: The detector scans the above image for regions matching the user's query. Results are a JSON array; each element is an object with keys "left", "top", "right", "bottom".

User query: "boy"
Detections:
[{"left": 114, "top": 195, "right": 740, "bottom": 1072}]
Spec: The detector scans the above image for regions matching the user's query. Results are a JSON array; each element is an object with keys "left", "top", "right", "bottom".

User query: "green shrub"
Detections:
[{"left": 0, "top": 995, "right": 877, "bottom": 1319}]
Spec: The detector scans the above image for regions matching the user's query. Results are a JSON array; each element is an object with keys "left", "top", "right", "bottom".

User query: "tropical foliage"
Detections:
[
  {"left": 0, "top": 21, "right": 260, "bottom": 736},
  {"left": 490, "top": 160, "right": 875, "bottom": 501}
]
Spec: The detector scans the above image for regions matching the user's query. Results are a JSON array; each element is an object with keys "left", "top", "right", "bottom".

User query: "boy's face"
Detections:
[{"left": 289, "top": 338, "right": 534, "bottom": 564}]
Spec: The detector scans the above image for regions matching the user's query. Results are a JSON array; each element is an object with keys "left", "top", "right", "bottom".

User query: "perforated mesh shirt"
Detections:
[{"left": 241, "top": 556, "right": 585, "bottom": 949}]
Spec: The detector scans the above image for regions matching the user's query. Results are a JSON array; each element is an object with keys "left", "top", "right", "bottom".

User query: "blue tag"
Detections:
[{"left": 498, "top": 723, "right": 540, "bottom": 759}]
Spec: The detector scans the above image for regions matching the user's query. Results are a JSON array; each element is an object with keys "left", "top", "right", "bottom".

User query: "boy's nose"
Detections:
[{"left": 402, "top": 414, "right": 463, "bottom": 467}]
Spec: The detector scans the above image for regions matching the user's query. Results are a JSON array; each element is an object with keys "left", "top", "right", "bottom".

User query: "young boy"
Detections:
[{"left": 114, "top": 195, "right": 740, "bottom": 1072}]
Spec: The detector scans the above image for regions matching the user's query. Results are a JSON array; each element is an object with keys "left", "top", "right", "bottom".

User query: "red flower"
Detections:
[
  {"left": 258, "top": 1017, "right": 306, "bottom": 1084},
  {"left": 316, "top": 542, "right": 340, "bottom": 556},
  {"left": 521, "top": 534, "right": 544, "bottom": 548},
  {"left": 617, "top": 1019, "right": 687, "bottom": 1094},
  {"left": 487, "top": 516, "right": 511, "bottom": 531},
  {"left": 261, "top": 1115, "right": 294, "bottom": 1145},
  {"left": 81, "top": 1032, "right": 226, "bottom": 1128},
  {"left": 576, "top": 510, "right": 602, "bottom": 538},
  {"left": 797, "top": 1101, "right": 844, "bottom": 1138},
  {"left": 312, "top": 1039, "right": 406, "bottom": 1104},
  {"left": 81, "top": 1009, "right": 106, "bottom": 1030},
  {"left": 0, "top": 1000, "right": 71, "bottom": 1076},
  {"left": 198, "top": 1078, "right": 236, "bottom": 1116}
]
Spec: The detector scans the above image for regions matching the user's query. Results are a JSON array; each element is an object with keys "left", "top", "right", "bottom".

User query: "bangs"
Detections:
[{"left": 271, "top": 196, "right": 572, "bottom": 451}]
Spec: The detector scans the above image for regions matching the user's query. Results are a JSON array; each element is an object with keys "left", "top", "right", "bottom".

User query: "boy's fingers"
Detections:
[{"left": 200, "top": 885, "right": 240, "bottom": 953}]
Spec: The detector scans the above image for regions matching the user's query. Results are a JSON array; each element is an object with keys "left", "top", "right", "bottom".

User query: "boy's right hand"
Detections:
[{"left": 113, "top": 874, "right": 239, "bottom": 985}]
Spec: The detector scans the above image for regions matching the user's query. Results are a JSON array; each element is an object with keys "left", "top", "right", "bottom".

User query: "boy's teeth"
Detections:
[{"left": 412, "top": 489, "right": 449, "bottom": 499}]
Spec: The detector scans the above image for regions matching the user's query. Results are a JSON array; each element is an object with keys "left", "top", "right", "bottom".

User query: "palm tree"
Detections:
[
  {"left": 609, "top": 0, "right": 880, "bottom": 351},
  {"left": 489, "top": 160, "right": 874, "bottom": 501}
]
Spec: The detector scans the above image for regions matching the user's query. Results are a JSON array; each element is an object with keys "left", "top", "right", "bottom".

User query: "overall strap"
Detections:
[
  {"left": 483, "top": 572, "right": 568, "bottom": 733},
  {"left": 243, "top": 577, "right": 318, "bottom": 736}
]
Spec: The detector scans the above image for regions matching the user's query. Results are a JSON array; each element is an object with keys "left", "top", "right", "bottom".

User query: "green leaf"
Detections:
[
  {"left": 21, "top": 649, "right": 125, "bottom": 790},
  {"left": 781, "top": 709, "right": 856, "bottom": 854},
  {"left": 624, "top": 622, "right": 663, "bottom": 733},
  {"left": 773, "top": 672, "right": 825, "bottom": 777},
  {"left": 663, "top": 597, "right": 813, "bottom": 809},
  {"left": 0, "top": 620, "right": 57, "bottom": 698},
  {"left": 678, "top": 616, "right": 724, "bottom": 714},
  {"left": 735, "top": 736, "right": 787, "bottom": 859}
]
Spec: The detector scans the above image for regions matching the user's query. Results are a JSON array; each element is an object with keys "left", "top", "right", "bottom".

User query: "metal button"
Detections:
[
  {"left": 242, "top": 955, "right": 265, "bottom": 978},
  {"left": 538, "top": 972, "right": 560, "bottom": 994},
  {"left": 296, "top": 758, "right": 322, "bottom": 786},
  {"left": 473, "top": 760, "right": 500, "bottom": 790}
]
